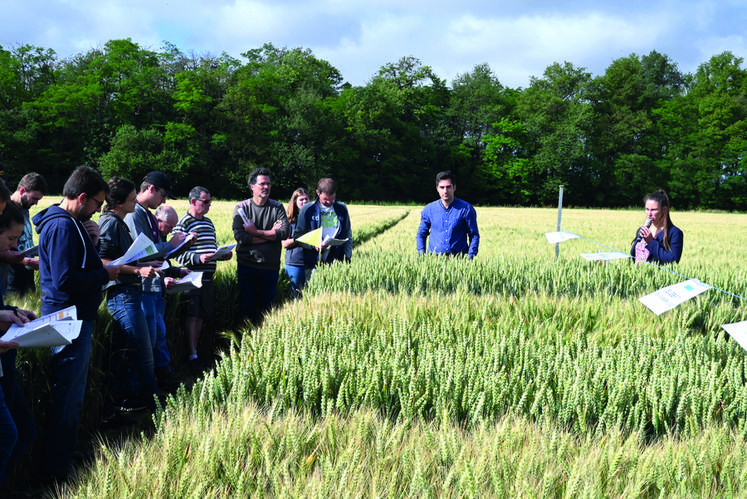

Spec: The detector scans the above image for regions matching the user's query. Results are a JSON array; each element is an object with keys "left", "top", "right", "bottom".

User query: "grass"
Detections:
[{"left": 18, "top": 202, "right": 747, "bottom": 497}]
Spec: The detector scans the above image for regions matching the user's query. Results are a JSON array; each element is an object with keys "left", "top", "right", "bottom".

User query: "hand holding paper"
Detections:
[
  {"left": 209, "top": 244, "right": 236, "bottom": 261},
  {"left": 165, "top": 233, "right": 195, "bottom": 258},
  {"left": 0, "top": 306, "right": 82, "bottom": 348},
  {"left": 107, "top": 233, "right": 159, "bottom": 266},
  {"left": 166, "top": 271, "right": 203, "bottom": 294},
  {"left": 296, "top": 227, "right": 323, "bottom": 247}
]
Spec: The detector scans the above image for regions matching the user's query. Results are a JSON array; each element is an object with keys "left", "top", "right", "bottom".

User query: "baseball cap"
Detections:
[{"left": 143, "top": 171, "right": 176, "bottom": 199}]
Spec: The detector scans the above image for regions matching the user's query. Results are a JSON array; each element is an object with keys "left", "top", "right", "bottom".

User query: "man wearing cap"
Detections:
[{"left": 124, "top": 172, "right": 187, "bottom": 382}]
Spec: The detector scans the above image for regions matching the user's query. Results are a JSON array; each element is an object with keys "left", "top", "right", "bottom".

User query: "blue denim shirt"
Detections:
[{"left": 416, "top": 198, "right": 480, "bottom": 259}]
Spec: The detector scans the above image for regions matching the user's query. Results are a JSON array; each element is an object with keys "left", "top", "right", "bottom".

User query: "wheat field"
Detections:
[{"left": 57, "top": 203, "right": 747, "bottom": 498}]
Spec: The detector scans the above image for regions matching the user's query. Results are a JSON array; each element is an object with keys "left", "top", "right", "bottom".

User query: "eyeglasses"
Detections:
[
  {"left": 158, "top": 219, "right": 175, "bottom": 230},
  {"left": 89, "top": 195, "right": 104, "bottom": 209},
  {"left": 197, "top": 198, "right": 212, "bottom": 205},
  {"left": 156, "top": 188, "right": 167, "bottom": 199}
]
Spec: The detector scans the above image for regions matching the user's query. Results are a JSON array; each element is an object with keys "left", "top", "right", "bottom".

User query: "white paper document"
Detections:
[
  {"left": 237, "top": 207, "right": 251, "bottom": 225},
  {"left": 721, "top": 321, "right": 747, "bottom": 353},
  {"left": 164, "top": 233, "right": 195, "bottom": 259},
  {"left": 322, "top": 235, "right": 349, "bottom": 247},
  {"left": 166, "top": 271, "right": 203, "bottom": 294},
  {"left": 545, "top": 231, "right": 581, "bottom": 244},
  {"left": 19, "top": 245, "right": 38, "bottom": 257},
  {"left": 209, "top": 244, "right": 235, "bottom": 261},
  {"left": 580, "top": 251, "right": 630, "bottom": 261},
  {"left": 107, "top": 233, "right": 159, "bottom": 266},
  {"left": 0, "top": 305, "right": 82, "bottom": 347},
  {"left": 639, "top": 279, "right": 712, "bottom": 315}
]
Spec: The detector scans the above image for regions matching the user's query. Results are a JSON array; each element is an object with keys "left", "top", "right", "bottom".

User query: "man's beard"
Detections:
[{"left": 20, "top": 197, "right": 31, "bottom": 210}]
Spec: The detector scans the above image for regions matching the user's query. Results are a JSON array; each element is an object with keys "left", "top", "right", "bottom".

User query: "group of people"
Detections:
[
  {"left": 0, "top": 164, "right": 681, "bottom": 487},
  {"left": 233, "top": 170, "right": 353, "bottom": 324},
  {"left": 413, "top": 170, "right": 683, "bottom": 267},
  {"left": 0, "top": 165, "right": 360, "bottom": 487},
  {"left": 0, "top": 167, "right": 232, "bottom": 486},
  {"left": 33, "top": 167, "right": 224, "bottom": 484}
]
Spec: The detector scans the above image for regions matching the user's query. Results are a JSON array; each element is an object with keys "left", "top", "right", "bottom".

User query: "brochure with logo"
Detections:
[{"left": 0, "top": 306, "right": 82, "bottom": 348}]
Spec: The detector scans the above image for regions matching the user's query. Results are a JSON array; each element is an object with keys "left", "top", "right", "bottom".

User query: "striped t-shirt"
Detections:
[{"left": 173, "top": 213, "right": 218, "bottom": 276}]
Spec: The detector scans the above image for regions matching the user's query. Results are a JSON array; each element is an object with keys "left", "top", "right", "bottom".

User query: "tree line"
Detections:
[{"left": 1, "top": 39, "right": 747, "bottom": 209}]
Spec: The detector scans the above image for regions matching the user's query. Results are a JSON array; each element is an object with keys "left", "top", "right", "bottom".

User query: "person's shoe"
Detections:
[{"left": 117, "top": 397, "right": 147, "bottom": 412}]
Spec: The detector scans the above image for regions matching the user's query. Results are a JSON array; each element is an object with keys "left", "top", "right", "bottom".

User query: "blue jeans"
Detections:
[
  {"left": 284, "top": 264, "right": 306, "bottom": 298},
  {"left": 41, "top": 319, "right": 94, "bottom": 477},
  {"left": 106, "top": 286, "right": 158, "bottom": 409},
  {"left": 142, "top": 291, "right": 170, "bottom": 370},
  {"left": 0, "top": 350, "right": 35, "bottom": 482},
  {"left": 237, "top": 264, "right": 279, "bottom": 324},
  {"left": 0, "top": 386, "right": 17, "bottom": 485}
]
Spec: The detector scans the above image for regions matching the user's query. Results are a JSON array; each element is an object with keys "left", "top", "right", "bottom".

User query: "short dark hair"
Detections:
[
  {"left": 17, "top": 172, "right": 47, "bottom": 194},
  {"left": 62, "top": 165, "right": 109, "bottom": 200},
  {"left": 105, "top": 177, "right": 136, "bottom": 211},
  {"left": 435, "top": 171, "right": 455, "bottom": 186},
  {"left": 317, "top": 178, "right": 336, "bottom": 195},
  {"left": 0, "top": 199, "right": 24, "bottom": 232},
  {"left": 248, "top": 168, "right": 272, "bottom": 186},
  {"left": 188, "top": 186, "right": 210, "bottom": 201}
]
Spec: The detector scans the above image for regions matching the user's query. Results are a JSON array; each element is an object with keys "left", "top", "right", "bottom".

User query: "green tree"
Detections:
[
  {"left": 586, "top": 51, "right": 685, "bottom": 205},
  {"left": 99, "top": 124, "right": 186, "bottom": 188},
  {"left": 0, "top": 44, "right": 60, "bottom": 182},
  {"left": 24, "top": 39, "right": 175, "bottom": 175},
  {"left": 512, "top": 62, "right": 594, "bottom": 205},
  {"left": 166, "top": 51, "right": 240, "bottom": 193},
  {"left": 655, "top": 51, "right": 747, "bottom": 209},
  {"left": 340, "top": 56, "right": 450, "bottom": 202},
  {"left": 447, "top": 63, "right": 513, "bottom": 203},
  {"left": 216, "top": 43, "right": 345, "bottom": 197},
  {"left": 481, "top": 117, "right": 536, "bottom": 204}
]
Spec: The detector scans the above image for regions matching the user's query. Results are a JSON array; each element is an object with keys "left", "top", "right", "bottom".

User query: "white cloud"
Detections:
[
  {"left": 3, "top": 0, "right": 747, "bottom": 90},
  {"left": 315, "top": 14, "right": 433, "bottom": 84},
  {"left": 214, "top": 1, "right": 290, "bottom": 40},
  {"left": 440, "top": 12, "right": 668, "bottom": 87}
]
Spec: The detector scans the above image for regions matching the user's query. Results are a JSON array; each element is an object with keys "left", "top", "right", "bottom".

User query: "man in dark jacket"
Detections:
[
  {"left": 33, "top": 165, "right": 120, "bottom": 482},
  {"left": 295, "top": 178, "right": 352, "bottom": 279}
]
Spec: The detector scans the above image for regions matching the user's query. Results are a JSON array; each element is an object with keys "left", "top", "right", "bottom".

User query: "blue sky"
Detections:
[{"left": 3, "top": 0, "right": 747, "bottom": 88}]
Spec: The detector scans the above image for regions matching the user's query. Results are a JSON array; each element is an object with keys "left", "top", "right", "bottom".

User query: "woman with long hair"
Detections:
[
  {"left": 0, "top": 201, "right": 37, "bottom": 485},
  {"left": 98, "top": 177, "right": 160, "bottom": 422},
  {"left": 281, "top": 188, "right": 311, "bottom": 297},
  {"left": 631, "top": 189, "right": 683, "bottom": 264}
]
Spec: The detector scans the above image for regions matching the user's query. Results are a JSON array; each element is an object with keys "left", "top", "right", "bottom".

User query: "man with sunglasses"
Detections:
[{"left": 173, "top": 186, "right": 232, "bottom": 375}]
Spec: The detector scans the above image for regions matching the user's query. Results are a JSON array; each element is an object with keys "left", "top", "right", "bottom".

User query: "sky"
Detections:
[{"left": 3, "top": 0, "right": 747, "bottom": 89}]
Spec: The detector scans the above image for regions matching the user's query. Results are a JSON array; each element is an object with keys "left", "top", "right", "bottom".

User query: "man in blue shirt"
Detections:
[{"left": 416, "top": 171, "right": 479, "bottom": 259}]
